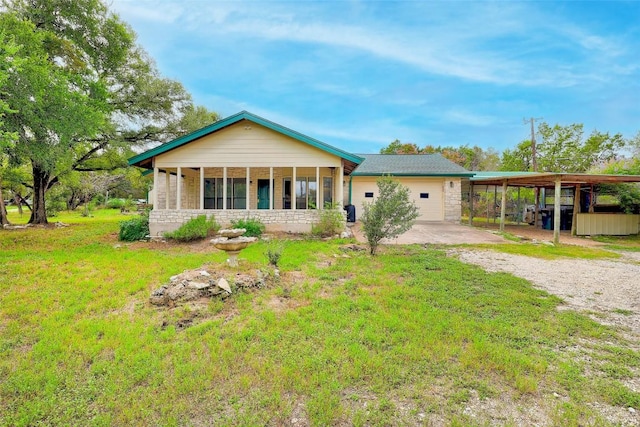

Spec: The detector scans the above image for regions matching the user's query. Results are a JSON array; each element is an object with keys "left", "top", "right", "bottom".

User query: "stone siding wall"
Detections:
[
  {"left": 444, "top": 178, "right": 462, "bottom": 222},
  {"left": 149, "top": 209, "right": 345, "bottom": 236}
]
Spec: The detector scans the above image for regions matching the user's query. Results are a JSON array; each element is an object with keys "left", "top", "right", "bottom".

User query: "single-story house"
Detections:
[{"left": 128, "top": 111, "right": 473, "bottom": 235}]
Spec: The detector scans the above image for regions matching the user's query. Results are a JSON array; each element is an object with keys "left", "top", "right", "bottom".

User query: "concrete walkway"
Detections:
[{"left": 351, "top": 221, "right": 508, "bottom": 245}]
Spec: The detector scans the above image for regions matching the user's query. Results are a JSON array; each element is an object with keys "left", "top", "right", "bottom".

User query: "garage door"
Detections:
[
  {"left": 402, "top": 178, "right": 443, "bottom": 221},
  {"left": 350, "top": 177, "right": 444, "bottom": 221}
]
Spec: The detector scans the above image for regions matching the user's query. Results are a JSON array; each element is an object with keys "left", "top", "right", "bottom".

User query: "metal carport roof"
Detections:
[{"left": 467, "top": 172, "right": 640, "bottom": 244}]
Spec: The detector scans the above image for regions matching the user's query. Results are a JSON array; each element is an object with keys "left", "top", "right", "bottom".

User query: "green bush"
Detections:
[
  {"left": 123, "top": 197, "right": 137, "bottom": 212},
  {"left": 106, "top": 198, "right": 125, "bottom": 209},
  {"left": 231, "top": 218, "right": 265, "bottom": 237},
  {"left": 164, "top": 215, "right": 219, "bottom": 242},
  {"left": 118, "top": 214, "right": 149, "bottom": 241},
  {"left": 361, "top": 176, "right": 419, "bottom": 255},
  {"left": 264, "top": 241, "right": 284, "bottom": 266},
  {"left": 311, "top": 207, "right": 344, "bottom": 237}
]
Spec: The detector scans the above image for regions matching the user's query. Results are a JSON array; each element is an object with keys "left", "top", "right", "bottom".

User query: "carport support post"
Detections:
[
  {"left": 468, "top": 182, "right": 474, "bottom": 226},
  {"left": 493, "top": 186, "right": 498, "bottom": 224},
  {"left": 516, "top": 187, "right": 521, "bottom": 225},
  {"left": 553, "top": 176, "right": 561, "bottom": 245},
  {"left": 571, "top": 184, "right": 580, "bottom": 236},
  {"left": 500, "top": 180, "right": 507, "bottom": 232},
  {"left": 486, "top": 185, "right": 490, "bottom": 226}
]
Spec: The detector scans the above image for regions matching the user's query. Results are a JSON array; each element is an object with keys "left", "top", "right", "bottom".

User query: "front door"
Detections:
[{"left": 257, "top": 179, "right": 271, "bottom": 209}]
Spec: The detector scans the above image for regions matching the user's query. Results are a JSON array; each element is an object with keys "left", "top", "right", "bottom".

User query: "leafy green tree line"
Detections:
[{"left": 381, "top": 122, "right": 637, "bottom": 175}]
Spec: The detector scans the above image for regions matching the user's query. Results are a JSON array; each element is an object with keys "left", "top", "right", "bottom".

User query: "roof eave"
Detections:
[{"left": 352, "top": 172, "right": 475, "bottom": 177}]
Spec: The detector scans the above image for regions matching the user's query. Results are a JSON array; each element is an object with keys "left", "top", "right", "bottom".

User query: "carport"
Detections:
[{"left": 468, "top": 172, "right": 640, "bottom": 244}]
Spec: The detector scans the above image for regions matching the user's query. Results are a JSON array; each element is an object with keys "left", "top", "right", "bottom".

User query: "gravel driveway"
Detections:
[{"left": 450, "top": 248, "right": 640, "bottom": 337}]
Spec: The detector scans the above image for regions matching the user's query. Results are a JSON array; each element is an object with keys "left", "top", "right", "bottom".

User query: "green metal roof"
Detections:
[
  {"left": 351, "top": 153, "right": 474, "bottom": 177},
  {"left": 470, "top": 171, "right": 541, "bottom": 180},
  {"left": 128, "top": 110, "right": 364, "bottom": 168}
]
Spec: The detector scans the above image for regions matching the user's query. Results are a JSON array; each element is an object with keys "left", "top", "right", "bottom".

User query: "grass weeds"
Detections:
[
  {"left": 475, "top": 242, "right": 620, "bottom": 260},
  {"left": 1, "top": 211, "right": 638, "bottom": 426}
]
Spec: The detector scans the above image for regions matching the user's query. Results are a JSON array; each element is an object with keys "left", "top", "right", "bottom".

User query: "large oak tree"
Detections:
[{"left": 1, "top": 0, "right": 218, "bottom": 224}]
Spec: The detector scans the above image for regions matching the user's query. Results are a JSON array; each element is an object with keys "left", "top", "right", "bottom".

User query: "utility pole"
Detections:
[
  {"left": 523, "top": 117, "right": 542, "bottom": 172},
  {"left": 530, "top": 118, "right": 537, "bottom": 172},
  {"left": 524, "top": 117, "right": 543, "bottom": 228}
]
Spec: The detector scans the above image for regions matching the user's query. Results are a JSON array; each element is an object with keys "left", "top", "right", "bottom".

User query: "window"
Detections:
[
  {"left": 323, "top": 177, "right": 333, "bottom": 207},
  {"left": 420, "top": 193, "right": 429, "bottom": 199},
  {"left": 365, "top": 192, "right": 374, "bottom": 198},
  {"left": 296, "top": 177, "right": 316, "bottom": 209},
  {"left": 284, "top": 177, "right": 321, "bottom": 209},
  {"left": 204, "top": 178, "right": 246, "bottom": 209},
  {"left": 283, "top": 178, "right": 292, "bottom": 209}
]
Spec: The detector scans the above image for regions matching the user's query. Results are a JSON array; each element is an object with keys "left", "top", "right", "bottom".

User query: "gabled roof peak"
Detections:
[{"left": 128, "top": 111, "right": 363, "bottom": 168}]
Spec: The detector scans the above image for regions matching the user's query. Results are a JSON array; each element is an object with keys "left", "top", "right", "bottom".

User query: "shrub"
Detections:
[
  {"left": 231, "top": 218, "right": 265, "bottom": 237},
  {"left": 106, "top": 198, "right": 125, "bottom": 209},
  {"left": 311, "top": 206, "right": 344, "bottom": 237},
  {"left": 265, "top": 241, "right": 284, "bottom": 266},
  {"left": 361, "top": 176, "right": 419, "bottom": 255},
  {"left": 123, "top": 197, "right": 137, "bottom": 212},
  {"left": 164, "top": 215, "right": 219, "bottom": 242},
  {"left": 118, "top": 214, "right": 149, "bottom": 241}
]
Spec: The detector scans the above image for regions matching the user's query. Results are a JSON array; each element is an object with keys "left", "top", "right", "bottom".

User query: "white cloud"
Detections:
[
  {"left": 113, "top": 1, "right": 635, "bottom": 88},
  {"left": 442, "top": 109, "right": 497, "bottom": 127}
]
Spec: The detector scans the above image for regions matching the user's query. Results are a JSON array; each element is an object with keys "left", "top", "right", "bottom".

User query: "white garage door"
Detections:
[
  {"left": 402, "top": 178, "right": 443, "bottom": 221},
  {"left": 350, "top": 177, "right": 444, "bottom": 221}
]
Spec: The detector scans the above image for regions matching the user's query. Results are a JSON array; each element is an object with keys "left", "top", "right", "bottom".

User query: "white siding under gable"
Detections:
[{"left": 155, "top": 122, "right": 341, "bottom": 168}]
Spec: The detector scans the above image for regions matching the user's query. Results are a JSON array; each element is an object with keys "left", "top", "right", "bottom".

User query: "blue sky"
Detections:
[{"left": 111, "top": 0, "right": 640, "bottom": 154}]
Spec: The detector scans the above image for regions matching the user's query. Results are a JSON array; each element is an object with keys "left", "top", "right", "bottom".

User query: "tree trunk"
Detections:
[
  {"left": 14, "top": 194, "right": 23, "bottom": 215},
  {"left": 29, "top": 165, "right": 49, "bottom": 224},
  {"left": 0, "top": 183, "right": 9, "bottom": 226}
]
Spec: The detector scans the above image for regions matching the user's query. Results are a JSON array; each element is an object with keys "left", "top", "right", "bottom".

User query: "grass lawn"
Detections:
[{"left": 1, "top": 210, "right": 639, "bottom": 426}]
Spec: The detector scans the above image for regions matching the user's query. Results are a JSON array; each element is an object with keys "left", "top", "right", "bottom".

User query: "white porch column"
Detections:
[
  {"left": 246, "top": 167, "right": 250, "bottom": 210},
  {"left": 153, "top": 167, "right": 159, "bottom": 209},
  {"left": 292, "top": 166, "right": 297, "bottom": 210},
  {"left": 338, "top": 164, "right": 344, "bottom": 207},
  {"left": 165, "top": 171, "right": 170, "bottom": 209},
  {"left": 199, "top": 167, "right": 204, "bottom": 210},
  {"left": 316, "top": 166, "right": 321, "bottom": 209},
  {"left": 176, "top": 167, "right": 182, "bottom": 210},
  {"left": 223, "top": 167, "right": 227, "bottom": 210},
  {"left": 269, "top": 167, "right": 274, "bottom": 210}
]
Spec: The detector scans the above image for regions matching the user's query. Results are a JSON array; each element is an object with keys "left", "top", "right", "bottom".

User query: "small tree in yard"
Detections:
[{"left": 361, "top": 176, "right": 419, "bottom": 255}]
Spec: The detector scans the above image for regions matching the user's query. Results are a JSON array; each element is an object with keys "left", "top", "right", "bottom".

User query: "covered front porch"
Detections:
[{"left": 148, "top": 164, "right": 347, "bottom": 235}]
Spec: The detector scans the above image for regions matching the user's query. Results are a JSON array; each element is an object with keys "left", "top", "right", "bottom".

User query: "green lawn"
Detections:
[{"left": 1, "top": 211, "right": 638, "bottom": 426}]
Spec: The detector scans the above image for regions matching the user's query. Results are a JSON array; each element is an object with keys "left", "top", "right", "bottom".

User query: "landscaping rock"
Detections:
[
  {"left": 217, "top": 277, "right": 232, "bottom": 293},
  {"left": 150, "top": 267, "right": 273, "bottom": 307},
  {"left": 187, "top": 281, "right": 211, "bottom": 290},
  {"left": 340, "top": 244, "right": 366, "bottom": 252},
  {"left": 149, "top": 285, "right": 169, "bottom": 305}
]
